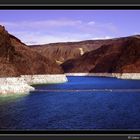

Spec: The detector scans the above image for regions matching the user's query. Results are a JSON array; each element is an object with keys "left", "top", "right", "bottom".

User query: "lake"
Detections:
[{"left": 0, "top": 76, "right": 140, "bottom": 130}]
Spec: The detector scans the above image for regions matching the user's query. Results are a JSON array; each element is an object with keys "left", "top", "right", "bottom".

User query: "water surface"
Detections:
[{"left": 0, "top": 76, "right": 140, "bottom": 130}]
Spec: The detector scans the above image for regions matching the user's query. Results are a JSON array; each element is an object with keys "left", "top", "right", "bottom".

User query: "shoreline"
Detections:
[
  {"left": 66, "top": 73, "right": 140, "bottom": 80},
  {"left": 0, "top": 73, "right": 140, "bottom": 95},
  {"left": 0, "top": 74, "right": 68, "bottom": 95}
]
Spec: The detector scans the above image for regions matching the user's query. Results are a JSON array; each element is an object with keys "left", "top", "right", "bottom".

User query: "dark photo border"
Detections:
[{"left": 0, "top": 4, "right": 140, "bottom": 140}]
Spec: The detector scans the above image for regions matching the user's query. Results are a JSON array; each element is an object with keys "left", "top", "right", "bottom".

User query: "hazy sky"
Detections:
[{"left": 0, "top": 10, "right": 140, "bottom": 45}]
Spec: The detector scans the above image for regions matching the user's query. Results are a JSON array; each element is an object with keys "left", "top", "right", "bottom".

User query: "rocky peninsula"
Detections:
[{"left": 0, "top": 75, "right": 68, "bottom": 95}]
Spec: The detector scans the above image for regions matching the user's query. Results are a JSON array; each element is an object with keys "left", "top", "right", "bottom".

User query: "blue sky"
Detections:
[{"left": 0, "top": 10, "right": 140, "bottom": 45}]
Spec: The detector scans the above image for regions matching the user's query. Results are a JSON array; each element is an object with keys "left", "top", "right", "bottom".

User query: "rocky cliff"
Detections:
[
  {"left": 0, "top": 25, "right": 63, "bottom": 77},
  {"left": 61, "top": 35, "right": 140, "bottom": 73}
]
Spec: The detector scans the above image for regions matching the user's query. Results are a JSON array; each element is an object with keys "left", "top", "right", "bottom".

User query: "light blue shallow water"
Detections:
[{"left": 0, "top": 76, "right": 140, "bottom": 130}]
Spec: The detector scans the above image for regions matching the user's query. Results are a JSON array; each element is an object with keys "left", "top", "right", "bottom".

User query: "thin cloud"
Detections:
[
  {"left": 13, "top": 31, "right": 95, "bottom": 45},
  {"left": 92, "top": 36, "right": 112, "bottom": 40},
  {"left": 87, "top": 21, "right": 95, "bottom": 25},
  {"left": 0, "top": 19, "right": 118, "bottom": 44},
  {"left": 12, "top": 31, "right": 113, "bottom": 45},
  {"left": 0, "top": 19, "right": 82, "bottom": 30}
]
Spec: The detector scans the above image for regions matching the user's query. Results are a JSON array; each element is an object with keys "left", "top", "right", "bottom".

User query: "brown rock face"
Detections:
[
  {"left": 1, "top": 24, "right": 139, "bottom": 75},
  {"left": 0, "top": 25, "right": 63, "bottom": 77},
  {"left": 30, "top": 39, "right": 120, "bottom": 64},
  {"left": 61, "top": 35, "right": 140, "bottom": 73}
]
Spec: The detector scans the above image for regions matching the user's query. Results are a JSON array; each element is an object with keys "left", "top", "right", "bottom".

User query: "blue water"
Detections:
[{"left": 0, "top": 76, "right": 140, "bottom": 130}]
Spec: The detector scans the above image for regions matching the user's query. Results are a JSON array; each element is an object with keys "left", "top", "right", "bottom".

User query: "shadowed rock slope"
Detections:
[
  {"left": 30, "top": 39, "right": 122, "bottom": 64},
  {"left": 61, "top": 35, "right": 140, "bottom": 73},
  {"left": 0, "top": 25, "right": 63, "bottom": 77}
]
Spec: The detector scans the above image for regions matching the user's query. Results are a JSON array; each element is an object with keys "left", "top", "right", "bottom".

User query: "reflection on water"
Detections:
[{"left": 0, "top": 94, "right": 28, "bottom": 105}]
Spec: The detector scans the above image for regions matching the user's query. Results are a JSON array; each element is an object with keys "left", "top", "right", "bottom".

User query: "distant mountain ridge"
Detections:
[
  {"left": 30, "top": 38, "right": 120, "bottom": 64},
  {"left": 61, "top": 35, "right": 140, "bottom": 73},
  {"left": 30, "top": 35, "right": 140, "bottom": 67}
]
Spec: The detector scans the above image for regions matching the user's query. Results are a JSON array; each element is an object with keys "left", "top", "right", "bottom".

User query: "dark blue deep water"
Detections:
[{"left": 0, "top": 76, "right": 140, "bottom": 130}]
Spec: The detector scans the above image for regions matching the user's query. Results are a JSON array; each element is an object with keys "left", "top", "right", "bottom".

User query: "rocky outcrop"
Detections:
[
  {"left": 0, "top": 77, "right": 35, "bottom": 95},
  {"left": 0, "top": 25, "right": 63, "bottom": 77},
  {"left": 21, "top": 74, "right": 68, "bottom": 85},
  {"left": 0, "top": 74, "right": 68, "bottom": 95},
  {"left": 61, "top": 35, "right": 140, "bottom": 73},
  {"left": 113, "top": 73, "right": 140, "bottom": 79}
]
